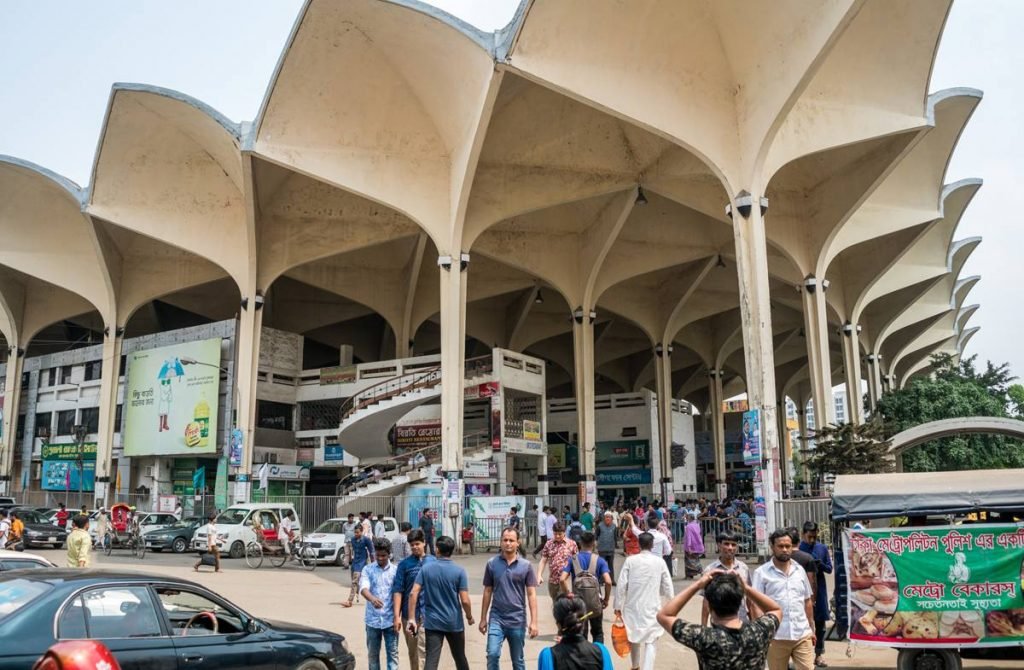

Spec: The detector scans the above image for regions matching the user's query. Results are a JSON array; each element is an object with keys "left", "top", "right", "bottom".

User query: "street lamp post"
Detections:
[{"left": 73, "top": 424, "right": 88, "bottom": 510}]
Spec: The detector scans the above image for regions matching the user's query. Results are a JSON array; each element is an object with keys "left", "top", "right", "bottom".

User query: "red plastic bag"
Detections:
[{"left": 612, "top": 614, "right": 630, "bottom": 658}]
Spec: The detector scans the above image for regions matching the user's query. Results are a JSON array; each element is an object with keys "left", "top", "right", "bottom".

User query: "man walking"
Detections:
[
  {"left": 419, "top": 508, "right": 435, "bottom": 556},
  {"left": 361, "top": 538, "right": 399, "bottom": 670},
  {"left": 537, "top": 522, "right": 578, "bottom": 601},
  {"left": 408, "top": 536, "right": 474, "bottom": 670},
  {"left": 55, "top": 503, "right": 69, "bottom": 530},
  {"left": 0, "top": 511, "right": 10, "bottom": 549},
  {"left": 533, "top": 505, "right": 548, "bottom": 556},
  {"left": 193, "top": 512, "right": 220, "bottom": 573},
  {"left": 753, "top": 529, "right": 815, "bottom": 670},
  {"left": 700, "top": 530, "right": 753, "bottom": 625},
  {"left": 66, "top": 515, "right": 92, "bottom": 568},
  {"left": 560, "top": 531, "right": 612, "bottom": 643},
  {"left": 526, "top": 505, "right": 540, "bottom": 550},
  {"left": 343, "top": 513, "right": 359, "bottom": 566},
  {"left": 343, "top": 523, "right": 375, "bottom": 607},
  {"left": 799, "top": 522, "right": 833, "bottom": 667},
  {"left": 535, "top": 506, "right": 556, "bottom": 559},
  {"left": 479, "top": 528, "right": 539, "bottom": 670},
  {"left": 615, "top": 532, "right": 673, "bottom": 670},
  {"left": 392, "top": 529, "right": 433, "bottom": 670},
  {"left": 595, "top": 511, "right": 618, "bottom": 583},
  {"left": 392, "top": 522, "right": 412, "bottom": 563},
  {"left": 580, "top": 502, "right": 594, "bottom": 531}
]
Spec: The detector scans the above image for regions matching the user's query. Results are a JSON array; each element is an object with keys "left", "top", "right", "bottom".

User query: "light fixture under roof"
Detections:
[
  {"left": 535, "top": 289, "right": 544, "bottom": 304},
  {"left": 635, "top": 185, "right": 648, "bottom": 206}
]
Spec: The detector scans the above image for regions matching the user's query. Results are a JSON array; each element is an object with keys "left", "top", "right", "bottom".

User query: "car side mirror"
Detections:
[{"left": 245, "top": 618, "right": 261, "bottom": 634}]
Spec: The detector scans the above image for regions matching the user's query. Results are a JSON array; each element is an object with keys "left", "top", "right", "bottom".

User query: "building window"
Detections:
[
  {"left": 298, "top": 400, "right": 340, "bottom": 430},
  {"left": 115, "top": 404, "right": 123, "bottom": 433},
  {"left": 80, "top": 407, "right": 100, "bottom": 434},
  {"left": 84, "top": 361, "right": 102, "bottom": 382},
  {"left": 56, "top": 410, "right": 76, "bottom": 436},
  {"left": 60, "top": 366, "right": 73, "bottom": 385},
  {"left": 16, "top": 415, "right": 25, "bottom": 440},
  {"left": 35, "top": 412, "right": 52, "bottom": 438},
  {"left": 119, "top": 355, "right": 126, "bottom": 377},
  {"left": 256, "top": 400, "right": 294, "bottom": 431},
  {"left": 45, "top": 369, "right": 57, "bottom": 387}
]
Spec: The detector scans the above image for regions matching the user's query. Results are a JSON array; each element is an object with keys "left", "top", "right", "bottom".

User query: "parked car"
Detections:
[
  {"left": 0, "top": 498, "right": 17, "bottom": 511},
  {"left": 137, "top": 513, "right": 178, "bottom": 535},
  {"left": 8, "top": 509, "right": 67, "bottom": 549},
  {"left": 303, "top": 518, "right": 348, "bottom": 565},
  {"left": 143, "top": 517, "right": 203, "bottom": 553},
  {"left": 0, "top": 570, "right": 356, "bottom": 670},
  {"left": 192, "top": 503, "right": 302, "bottom": 558},
  {"left": 0, "top": 549, "right": 55, "bottom": 572}
]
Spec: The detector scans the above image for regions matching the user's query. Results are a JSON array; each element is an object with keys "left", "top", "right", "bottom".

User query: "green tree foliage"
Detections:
[
  {"left": 875, "top": 353, "right": 1024, "bottom": 471},
  {"left": 804, "top": 419, "right": 893, "bottom": 479}
]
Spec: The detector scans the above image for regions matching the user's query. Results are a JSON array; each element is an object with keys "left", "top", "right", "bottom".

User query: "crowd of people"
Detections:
[{"left": 341, "top": 498, "right": 833, "bottom": 670}]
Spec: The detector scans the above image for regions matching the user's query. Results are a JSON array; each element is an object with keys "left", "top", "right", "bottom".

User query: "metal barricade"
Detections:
[{"left": 775, "top": 497, "right": 832, "bottom": 546}]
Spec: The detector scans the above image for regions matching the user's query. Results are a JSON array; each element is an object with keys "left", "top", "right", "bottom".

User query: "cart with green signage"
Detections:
[{"left": 831, "top": 469, "right": 1024, "bottom": 670}]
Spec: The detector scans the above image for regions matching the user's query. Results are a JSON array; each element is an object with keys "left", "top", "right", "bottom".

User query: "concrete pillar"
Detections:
[
  {"left": 776, "top": 401, "right": 788, "bottom": 498},
  {"left": 841, "top": 323, "right": 864, "bottom": 424},
  {"left": 801, "top": 278, "right": 836, "bottom": 428},
  {"left": 19, "top": 369, "right": 38, "bottom": 491},
  {"left": 438, "top": 252, "right": 468, "bottom": 541},
  {"left": 93, "top": 330, "right": 124, "bottom": 506},
  {"left": 234, "top": 297, "right": 264, "bottom": 503},
  {"left": 0, "top": 348, "right": 24, "bottom": 495},
  {"left": 339, "top": 345, "right": 354, "bottom": 367},
  {"left": 728, "top": 191, "right": 780, "bottom": 535},
  {"left": 865, "top": 353, "right": 883, "bottom": 412},
  {"left": 654, "top": 344, "right": 674, "bottom": 503},
  {"left": 571, "top": 307, "right": 597, "bottom": 507},
  {"left": 707, "top": 369, "right": 726, "bottom": 490}
]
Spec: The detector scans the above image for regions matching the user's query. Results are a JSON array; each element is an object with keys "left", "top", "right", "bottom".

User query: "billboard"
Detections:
[
  {"left": 41, "top": 442, "right": 96, "bottom": 492},
  {"left": 742, "top": 409, "right": 761, "bottom": 466},
  {"left": 123, "top": 338, "right": 221, "bottom": 456}
]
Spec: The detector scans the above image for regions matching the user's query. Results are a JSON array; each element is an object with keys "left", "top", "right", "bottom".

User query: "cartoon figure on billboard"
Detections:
[{"left": 156, "top": 357, "right": 185, "bottom": 433}]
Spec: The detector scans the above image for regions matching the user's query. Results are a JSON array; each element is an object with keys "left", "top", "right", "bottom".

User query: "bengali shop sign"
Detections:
[{"left": 844, "top": 525, "right": 1024, "bottom": 648}]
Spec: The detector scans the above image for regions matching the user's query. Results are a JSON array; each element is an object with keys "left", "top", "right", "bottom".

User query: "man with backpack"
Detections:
[
  {"left": 567, "top": 513, "right": 585, "bottom": 545},
  {"left": 560, "top": 531, "right": 612, "bottom": 643}
]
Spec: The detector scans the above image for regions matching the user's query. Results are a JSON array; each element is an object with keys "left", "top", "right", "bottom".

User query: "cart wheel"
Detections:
[
  {"left": 269, "top": 548, "right": 287, "bottom": 568},
  {"left": 897, "top": 649, "right": 962, "bottom": 670},
  {"left": 300, "top": 545, "right": 317, "bottom": 571},
  {"left": 245, "top": 542, "right": 264, "bottom": 569}
]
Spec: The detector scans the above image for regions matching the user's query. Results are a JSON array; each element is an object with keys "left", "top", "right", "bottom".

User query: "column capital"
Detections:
[
  {"left": 437, "top": 252, "right": 470, "bottom": 272},
  {"left": 725, "top": 190, "right": 769, "bottom": 219},
  {"left": 802, "top": 276, "right": 830, "bottom": 294},
  {"left": 572, "top": 307, "right": 596, "bottom": 324},
  {"left": 654, "top": 342, "right": 673, "bottom": 357},
  {"left": 841, "top": 322, "right": 862, "bottom": 337},
  {"left": 707, "top": 369, "right": 721, "bottom": 378}
]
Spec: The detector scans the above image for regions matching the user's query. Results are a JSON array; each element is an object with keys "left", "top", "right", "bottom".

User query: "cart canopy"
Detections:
[{"left": 831, "top": 468, "right": 1024, "bottom": 521}]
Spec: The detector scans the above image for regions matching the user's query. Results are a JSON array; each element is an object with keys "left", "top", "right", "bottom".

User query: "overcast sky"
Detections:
[{"left": 1, "top": 1, "right": 1020, "bottom": 378}]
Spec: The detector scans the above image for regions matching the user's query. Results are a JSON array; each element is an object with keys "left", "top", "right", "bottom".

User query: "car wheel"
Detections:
[
  {"left": 229, "top": 540, "right": 245, "bottom": 559},
  {"left": 334, "top": 551, "right": 345, "bottom": 567},
  {"left": 172, "top": 537, "right": 188, "bottom": 553},
  {"left": 152, "top": 548, "right": 163, "bottom": 553},
  {"left": 292, "top": 659, "right": 328, "bottom": 670},
  {"left": 53, "top": 543, "right": 64, "bottom": 549},
  {"left": 897, "top": 649, "right": 962, "bottom": 670}
]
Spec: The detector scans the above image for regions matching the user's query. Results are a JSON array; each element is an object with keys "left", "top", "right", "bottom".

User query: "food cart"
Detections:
[{"left": 831, "top": 469, "right": 1024, "bottom": 669}]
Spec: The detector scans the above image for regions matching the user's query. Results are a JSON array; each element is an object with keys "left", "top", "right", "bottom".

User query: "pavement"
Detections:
[{"left": 23, "top": 544, "right": 1022, "bottom": 670}]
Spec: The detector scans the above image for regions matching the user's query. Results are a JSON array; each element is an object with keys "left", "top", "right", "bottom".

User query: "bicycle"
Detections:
[{"left": 244, "top": 536, "right": 316, "bottom": 571}]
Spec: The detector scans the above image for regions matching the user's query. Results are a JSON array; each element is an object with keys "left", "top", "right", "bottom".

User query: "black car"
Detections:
[
  {"left": 144, "top": 516, "right": 203, "bottom": 553},
  {"left": 0, "top": 570, "right": 355, "bottom": 670},
  {"left": 8, "top": 508, "right": 67, "bottom": 549}
]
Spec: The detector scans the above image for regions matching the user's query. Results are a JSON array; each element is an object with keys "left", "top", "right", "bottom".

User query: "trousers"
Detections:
[
  {"left": 423, "top": 629, "right": 469, "bottom": 670},
  {"left": 629, "top": 640, "right": 657, "bottom": 670}
]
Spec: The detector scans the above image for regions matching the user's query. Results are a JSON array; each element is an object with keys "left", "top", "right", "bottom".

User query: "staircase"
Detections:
[{"left": 336, "top": 356, "right": 493, "bottom": 461}]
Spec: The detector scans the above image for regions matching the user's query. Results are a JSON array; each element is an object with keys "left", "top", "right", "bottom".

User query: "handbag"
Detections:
[
  {"left": 611, "top": 613, "right": 631, "bottom": 658},
  {"left": 200, "top": 552, "right": 218, "bottom": 567}
]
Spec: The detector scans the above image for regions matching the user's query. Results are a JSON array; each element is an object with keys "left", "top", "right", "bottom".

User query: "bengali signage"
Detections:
[
  {"left": 468, "top": 495, "right": 526, "bottom": 520},
  {"left": 265, "top": 464, "right": 310, "bottom": 480},
  {"left": 395, "top": 419, "right": 441, "bottom": 452},
  {"left": 464, "top": 460, "right": 498, "bottom": 479},
  {"left": 296, "top": 448, "right": 315, "bottom": 467},
  {"left": 844, "top": 525, "right": 1024, "bottom": 648},
  {"left": 464, "top": 381, "right": 499, "bottom": 400},
  {"left": 319, "top": 365, "right": 357, "bottom": 385},
  {"left": 504, "top": 437, "right": 545, "bottom": 456},
  {"left": 229, "top": 428, "right": 244, "bottom": 467},
  {"left": 596, "top": 440, "right": 648, "bottom": 467},
  {"left": 596, "top": 468, "right": 652, "bottom": 486},
  {"left": 123, "top": 338, "right": 221, "bottom": 456},
  {"left": 41, "top": 442, "right": 97, "bottom": 492},
  {"left": 742, "top": 409, "right": 761, "bottom": 466},
  {"left": 324, "top": 444, "right": 344, "bottom": 462}
]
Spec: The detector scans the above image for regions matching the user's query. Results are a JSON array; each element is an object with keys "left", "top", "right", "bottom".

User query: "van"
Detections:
[{"left": 191, "top": 502, "right": 301, "bottom": 558}]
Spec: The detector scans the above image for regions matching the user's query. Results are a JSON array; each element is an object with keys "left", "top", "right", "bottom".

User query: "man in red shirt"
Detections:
[{"left": 55, "top": 503, "right": 69, "bottom": 530}]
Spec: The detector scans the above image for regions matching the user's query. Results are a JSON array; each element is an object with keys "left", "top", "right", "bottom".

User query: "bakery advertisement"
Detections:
[{"left": 844, "top": 525, "right": 1024, "bottom": 648}]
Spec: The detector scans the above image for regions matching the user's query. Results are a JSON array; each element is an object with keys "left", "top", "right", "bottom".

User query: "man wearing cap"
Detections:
[{"left": 595, "top": 510, "right": 619, "bottom": 585}]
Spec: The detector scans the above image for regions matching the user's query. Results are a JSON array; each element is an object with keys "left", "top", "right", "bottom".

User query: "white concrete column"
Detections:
[
  {"left": 841, "top": 323, "right": 864, "bottom": 424},
  {"left": 776, "top": 401, "right": 788, "bottom": 498},
  {"left": 865, "top": 353, "right": 883, "bottom": 413},
  {"left": 0, "top": 348, "right": 25, "bottom": 495},
  {"left": 707, "top": 369, "right": 726, "bottom": 487},
  {"left": 571, "top": 307, "right": 597, "bottom": 506},
  {"left": 234, "top": 297, "right": 264, "bottom": 503},
  {"left": 801, "top": 278, "right": 836, "bottom": 427},
  {"left": 93, "top": 330, "right": 124, "bottom": 506},
  {"left": 654, "top": 343, "right": 674, "bottom": 503},
  {"left": 728, "top": 191, "right": 780, "bottom": 535},
  {"left": 438, "top": 253, "right": 468, "bottom": 543}
]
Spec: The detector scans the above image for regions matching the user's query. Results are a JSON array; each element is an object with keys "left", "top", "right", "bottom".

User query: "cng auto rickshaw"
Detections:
[{"left": 831, "top": 469, "right": 1024, "bottom": 670}]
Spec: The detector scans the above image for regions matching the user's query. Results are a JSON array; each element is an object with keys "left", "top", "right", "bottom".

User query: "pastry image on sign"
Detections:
[
  {"left": 939, "top": 610, "right": 984, "bottom": 639},
  {"left": 985, "top": 609, "right": 1024, "bottom": 637}
]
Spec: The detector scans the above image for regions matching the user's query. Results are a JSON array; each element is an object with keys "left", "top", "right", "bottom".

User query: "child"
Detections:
[{"left": 462, "top": 521, "right": 475, "bottom": 555}]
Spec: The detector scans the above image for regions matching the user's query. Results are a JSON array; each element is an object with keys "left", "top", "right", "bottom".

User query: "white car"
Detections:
[
  {"left": 191, "top": 503, "right": 301, "bottom": 559},
  {"left": 0, "top": 549, "right": 56, "bottom": 572},
  {"left": 304, "top": 516, "right": 400, "bottom": 565}
]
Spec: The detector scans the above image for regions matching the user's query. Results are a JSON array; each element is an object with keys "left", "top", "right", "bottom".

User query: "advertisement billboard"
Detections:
[
  {"left": 41, "top": 442, "right": 96, "bottom": 492},
  {"left": 844, "top": 525, "right": 1024, "bottom": 648},
  {"left": 742, "top": 409, "right": 761, "bottom": 466},
  {"left": 123, "top": 338, "right": 221, "bottom": 456}
]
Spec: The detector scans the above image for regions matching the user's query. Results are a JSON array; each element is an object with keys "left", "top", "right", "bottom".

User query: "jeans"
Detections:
[
  {"left": 486, "top": 622, "right": 526, "bottom": 670},
  {"left": 366, "top": 625, "right": 399, "bottom": 670},
  {"left": 600, "top": 552, "right": 615, "bottom": 584},
  {"left": 424, "top": 629, "right": 468, "bottom": 670}
]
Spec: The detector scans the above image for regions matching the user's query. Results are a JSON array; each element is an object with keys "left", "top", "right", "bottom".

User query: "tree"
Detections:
[
  {"left": 875, "top": 354, "right": 1024, "bottom": 472},
  {"left": 804, "top": 419, "right": 893, "bottom": 479}
]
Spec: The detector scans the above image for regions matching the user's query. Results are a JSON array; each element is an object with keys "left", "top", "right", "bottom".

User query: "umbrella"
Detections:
[{"left": 157, "top": 357, "right": 186, "bottom": 380}]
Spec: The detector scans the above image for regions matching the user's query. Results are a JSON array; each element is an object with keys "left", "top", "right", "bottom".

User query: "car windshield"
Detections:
[
  {"left": 171, "top": 518, "right": 201, "bottom": 528},
  {"left": 216, "top": 508, "right": 249, "bottom": 525},
  {"left": 14, "top": 510, "right": 48, "bottom": 524},
  {"left": 315, "top": 520, "right": 344, "bottom": 534},
  {"left": 0, "top": 579, "right": 53, "bottom": 621}
]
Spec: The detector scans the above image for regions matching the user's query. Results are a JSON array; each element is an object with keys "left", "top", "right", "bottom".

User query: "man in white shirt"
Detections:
[
  {"left": 752, "top": 528, "right": 815, "bottom": 670},
  {"left": 279, "top": 511, "right": 296, "bottom": 556},
  {"left": 0, "top": 511, "right": 10, "bottom": 548},
  {"left": 700, "top": 529, "right": 754, "bottom": 625},
  {"left": 373, "top": 514, "right": 385, "bottom": 540}
]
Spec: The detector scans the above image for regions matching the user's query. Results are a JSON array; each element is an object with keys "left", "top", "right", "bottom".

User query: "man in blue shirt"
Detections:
[
  {"left": 799, "top": 522, "right": 833, "bottom": 667},
  {"left": 479, "top": 527, "right": 539, "bottom": 670},
  {"left": 392, "top": 529, "right": 434, "bottom": 670},
  {"left": 559, "top": 531, "right": 612, "bottom": 643},
  {"left": 360, "top": 538, "right": 399, "bottom": 670},
  {"left": 408, "top": 536, "right": 474, "bottom": 670},
  {"left": 343, "top": 523, "right": 375, "bottom": 608}
]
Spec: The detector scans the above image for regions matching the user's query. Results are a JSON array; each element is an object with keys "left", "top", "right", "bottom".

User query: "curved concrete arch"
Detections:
[{"left": 889, "top": 417, "right": 1024, "bottom": 457}]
